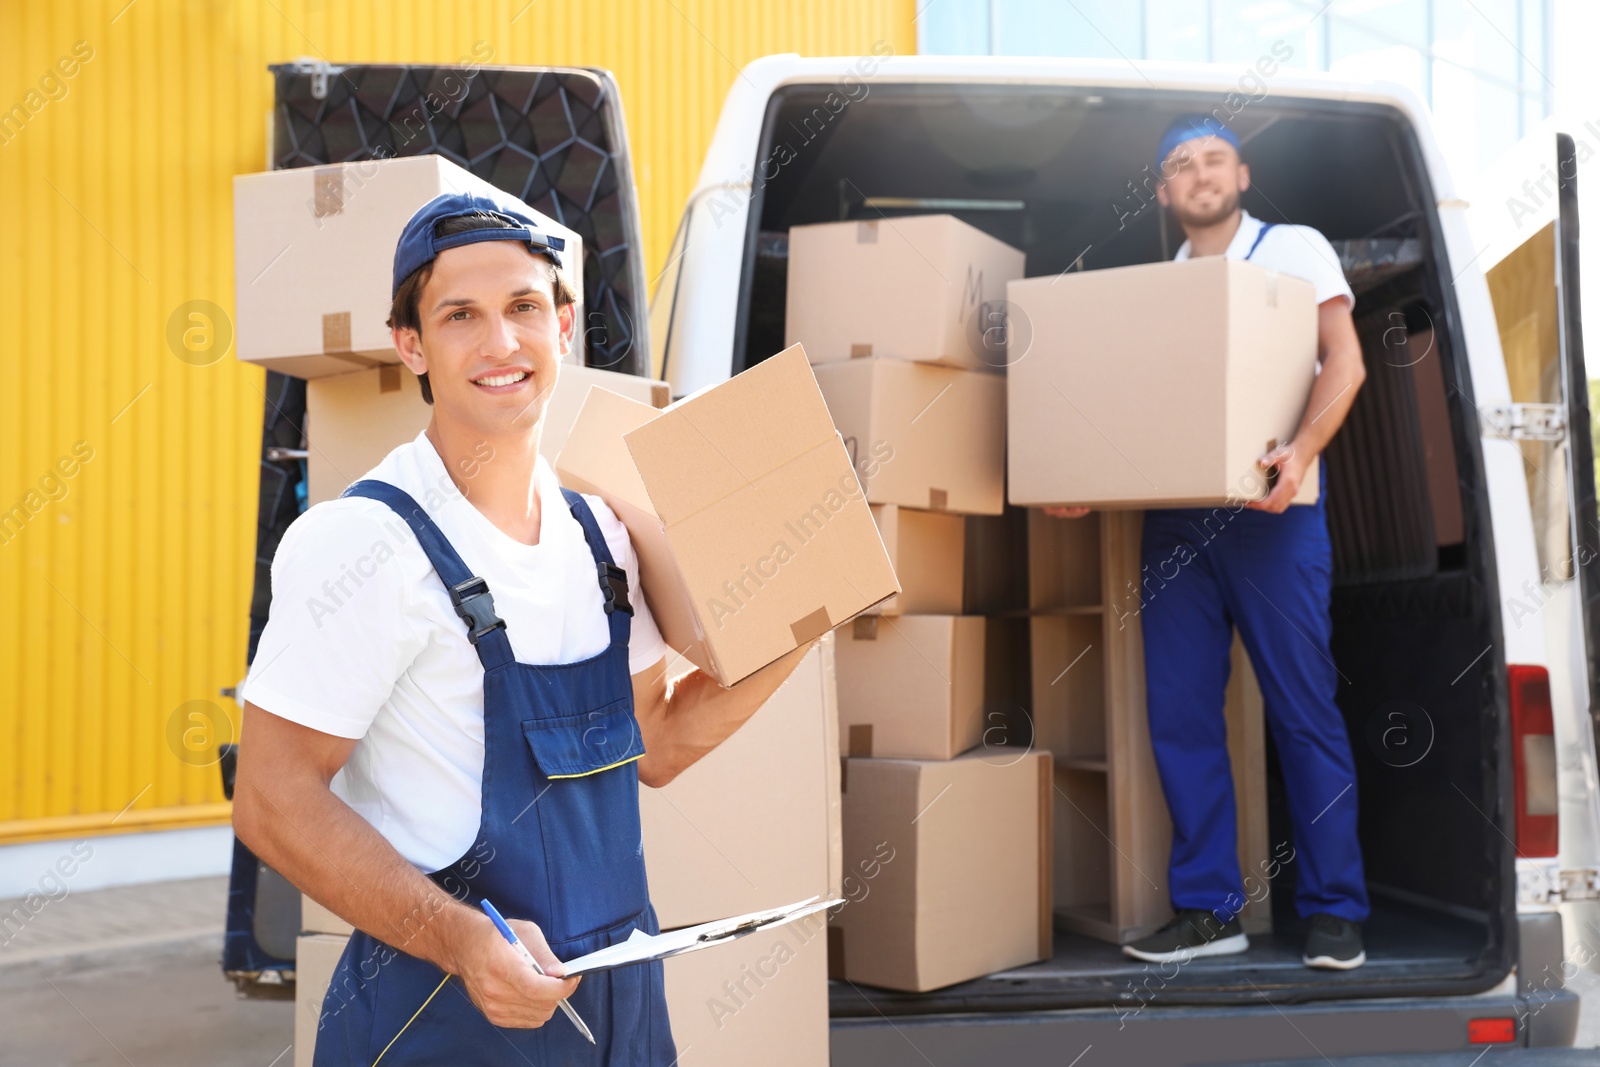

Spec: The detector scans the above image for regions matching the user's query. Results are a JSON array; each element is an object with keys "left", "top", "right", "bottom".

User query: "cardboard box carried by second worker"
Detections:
[
  {"left": 1007, "top": 256, "right": 1320, "bottom": 509},
  {"left": 558, "top": 344, "right": 900, "bottom": 687},
  {"left": 234, "top": 154, "right": 584, "bottom": 379},
  {"left": 786, "top": 214, "right": 1026, "bottom": 371},
  {"left": 303, "top": 361, "right": 669, "bottom": 506}
]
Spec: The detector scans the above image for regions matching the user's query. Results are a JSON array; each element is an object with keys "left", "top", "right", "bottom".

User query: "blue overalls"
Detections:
[
  {"left": 1139, "top": 223, "right": 1369, "bottom": 925},
  {"left": 311, "top": 480, "right": 676, "bottom": 1066}
]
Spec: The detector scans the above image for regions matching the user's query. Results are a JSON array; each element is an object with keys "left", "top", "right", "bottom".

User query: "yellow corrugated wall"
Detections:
[{"left": 0, "top": 0, "right": 916, "bottom": 844}]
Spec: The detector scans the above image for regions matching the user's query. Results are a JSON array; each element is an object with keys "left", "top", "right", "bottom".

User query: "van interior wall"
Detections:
[{"left": 749, "top": 85, "right": 1499, "bottom": 944}]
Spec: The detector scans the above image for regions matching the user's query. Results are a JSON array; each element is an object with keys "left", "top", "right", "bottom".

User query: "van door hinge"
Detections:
[
  {"left": 1481, "top": 403, "right": 1567, "bottom": 442},
  {"left": 1560, "top": 869, "right": 1600, "bottom": 901},
  {"left": 283, "top": 56, "right": 338, "bottom": 99},
  {"left": 1518, "top": 863, "right": 1600, "bottom": 904}
]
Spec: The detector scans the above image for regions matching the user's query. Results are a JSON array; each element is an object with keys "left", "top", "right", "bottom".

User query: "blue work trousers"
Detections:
[{"left": 1138, "top": 492, "right": 1369, "bottom": 924}]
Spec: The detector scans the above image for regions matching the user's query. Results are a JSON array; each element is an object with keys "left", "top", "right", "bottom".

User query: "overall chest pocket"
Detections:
[
  {"left": 520, "top": 698, "right": 646, "bottom": 779},
  {"left": 519, "top": 698, "right": 651, "bottom": 937}
]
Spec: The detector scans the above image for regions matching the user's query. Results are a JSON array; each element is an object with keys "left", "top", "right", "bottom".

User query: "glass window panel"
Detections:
[
  {"left": 1430, "top": 62, "right": 1520, "bottom": 176},
  {"left": 1474, "top": 80, "right": 1521, "bottom": 174},
  {"left": 1519, "top": 0, "right": 1554, "bottom": 100},
  {"left": 1212, "top": 0, "right": 1317, "bottom": 70},
  {"left": 919, "top": 0, "right": 995, "bottom": 54},
  {"left": 1328, "top": 0, "right": 1427, "bottom": 48},
  {"left": 1145, "top": 0, "right": 1209, "bottom": 62},
  {"left": 993, "top": 0, "right": 1142, "bottom": 60},
  {"left": 1432, "top": 0, "right": 1521, "bottom": 86},
  {"left": 1328, "top": 16, "right": 1427, "bottom": 102},
  {"left": 1520, "top": 90, "right": 1546, "bottom": 138},
  {"left": 1429, "top": 58, "right": 1478, "bottom": 179}
]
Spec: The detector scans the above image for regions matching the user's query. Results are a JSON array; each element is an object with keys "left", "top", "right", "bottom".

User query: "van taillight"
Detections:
[
  {"left": 1509, "top": 664, "right": 1558, "bottom": 858},
  {"left": 1468, "top": 1017, "right": 1516, "bottom": 1043}
]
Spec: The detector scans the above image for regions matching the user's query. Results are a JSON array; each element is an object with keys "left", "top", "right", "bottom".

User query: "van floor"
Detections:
[{"left": 829, "top": 897, "right": 1488, "bottom": 1017}]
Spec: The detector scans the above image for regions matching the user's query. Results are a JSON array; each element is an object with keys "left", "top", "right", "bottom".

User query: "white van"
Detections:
[
  {"left": 647, "top": 55, "right": 1598, "bottom": 1063},
  {"left": 243, "top": 54, "right": 1597, "bottom": 1064}
]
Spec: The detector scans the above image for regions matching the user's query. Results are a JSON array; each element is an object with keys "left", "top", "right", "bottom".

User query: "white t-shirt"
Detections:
[
  {"left": 1175, "top": 209, "right": 1355, "bottom": 310},
  {"left": 242, "top": 431, "right": 669, "bottom": 871}
]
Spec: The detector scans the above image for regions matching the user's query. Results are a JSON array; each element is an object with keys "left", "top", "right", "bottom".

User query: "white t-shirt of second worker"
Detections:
[
  {"left": 242, "top": 430, "right": 670, "bottom": 873},
  {"left": 1175, "top": 208, "right": 1355, "bottom": 311}
]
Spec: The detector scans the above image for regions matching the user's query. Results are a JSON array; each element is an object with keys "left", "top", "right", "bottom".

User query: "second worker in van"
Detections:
[{"left": 1051, "top": 114, "right": 1370, "bottom": 969}]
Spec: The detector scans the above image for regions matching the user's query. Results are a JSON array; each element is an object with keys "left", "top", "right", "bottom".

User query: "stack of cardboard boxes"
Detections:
[
  {"left": 780, "top": 213, "right": 1318, "bottom": 983},
  {"left": 236, "top": 157, "right": 901, "bottom": 1065},
  {"left": 786, "top": 216, "right": 1052, "bottom": 992}
]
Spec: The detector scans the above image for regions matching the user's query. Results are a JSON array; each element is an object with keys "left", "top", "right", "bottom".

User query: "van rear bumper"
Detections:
[
  {"left": 1224, "top": 1050, "right": 1594, "bottom": 1066},
  {"left": 829, "top": 989, "right": 1580, "bottom": 1066}
]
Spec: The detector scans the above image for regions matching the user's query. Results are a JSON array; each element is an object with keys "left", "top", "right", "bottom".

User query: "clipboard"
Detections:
[{"left": 560, "top": 895, "right": 843, "bottom": 977}]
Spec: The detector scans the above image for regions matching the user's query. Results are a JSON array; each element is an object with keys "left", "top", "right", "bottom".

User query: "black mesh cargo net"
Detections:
[{"left": 268, "top": 61, "right": 646, "bottom": 374}]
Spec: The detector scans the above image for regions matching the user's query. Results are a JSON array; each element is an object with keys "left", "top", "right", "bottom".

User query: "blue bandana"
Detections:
[{"left": 1155, "top": 114, "right": 1240, "bottom": 173}]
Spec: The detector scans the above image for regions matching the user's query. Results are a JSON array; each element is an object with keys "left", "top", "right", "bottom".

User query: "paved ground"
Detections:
[
  {"left": 3, "top": 877, "right": 1600, "bottom": 1065},
  {"left": 0, "top": 876, "right": 292, "bottom": 1067}
]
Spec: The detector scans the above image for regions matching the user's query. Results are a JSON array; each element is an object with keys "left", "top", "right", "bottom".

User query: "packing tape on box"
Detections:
[
  {"left": 928, "top": 488, "right": 948, "bottom": 511},
  {"left": 314, "top": 166, "right": 345, "bottom": 217},
  {"left": 323, "top": 311, "right": 352, "bottom": 352},
  {"left": 850, "top": 344, "right": 872, "bottom": 358},
  {"left": 848, "top": 724, "right": 873, "bottom": 758},
  {"left": 320, "top": 311, "right": 385, "bottom": 369},
  {"left": 791, "top": 606, "right": 832, "bottom": 645},
  {"left": 856, "top": 221, "right": 877, "bottom": 244},
  {"left": 852, "top": 617, "right": 878, "bottom": 641}
]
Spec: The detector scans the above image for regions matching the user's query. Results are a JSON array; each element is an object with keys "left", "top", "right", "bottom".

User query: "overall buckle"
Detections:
[
  {"left": 598, "top": 562, "right": 633, "bottom": 616},
  {"left": 449, "top": 576, "right": 506, "bottom": 645}
]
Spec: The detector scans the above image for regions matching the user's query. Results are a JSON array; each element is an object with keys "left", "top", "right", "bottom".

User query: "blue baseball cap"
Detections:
[
  {"left": 1155, "top": 114, "right": 1240, "bottom": 173},
  {"left": 391, "top": 192, "right": 566, "bottom": 299}
]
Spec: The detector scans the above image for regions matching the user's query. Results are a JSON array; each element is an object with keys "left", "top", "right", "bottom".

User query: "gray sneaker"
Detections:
[
  {"left": 1302, "top": 913, "right": 1366, "bottom": 970},
  {"left": 1122, "top": 908, "right": 1249, "bottom": 964}
]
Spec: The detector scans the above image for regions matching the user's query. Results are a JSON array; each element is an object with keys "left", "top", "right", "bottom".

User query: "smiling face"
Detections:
[
  {"left": 1156, "top": 135, "right": 1250, "bottom": 230},
  {"left": 391, "top": 240, "right": 574, "bottom": 441}
]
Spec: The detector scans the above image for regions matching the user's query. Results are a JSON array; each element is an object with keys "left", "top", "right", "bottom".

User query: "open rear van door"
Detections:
[{"left": 1481, "top": 131, "right": 1600, "bottom": 907}]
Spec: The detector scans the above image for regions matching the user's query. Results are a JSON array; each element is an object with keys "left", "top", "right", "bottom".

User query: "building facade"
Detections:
[
  {"left": 919, "top": 0, "right": 1553, "bottom": 185},
  {"left": 0, "top": 0, "right": 915, "bottom": 855}
]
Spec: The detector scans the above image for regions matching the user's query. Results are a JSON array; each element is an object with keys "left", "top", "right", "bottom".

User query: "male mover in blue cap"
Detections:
[
  {"left": 233, "top": 192, "right": 814, "bottom": 1064},
  {"left": 1050, "top": 116, "right": 1371, "bottom": 969}
]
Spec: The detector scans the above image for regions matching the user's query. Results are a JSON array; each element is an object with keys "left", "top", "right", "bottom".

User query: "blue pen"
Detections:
[{"left": 479, "top": 897, "right": 595, "bottom": 1045}]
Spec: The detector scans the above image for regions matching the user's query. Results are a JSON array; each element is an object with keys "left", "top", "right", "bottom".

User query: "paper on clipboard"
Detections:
[{"left": 559, "top": 896, "right": 842, "bottom": 978}]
